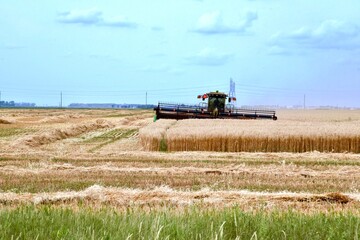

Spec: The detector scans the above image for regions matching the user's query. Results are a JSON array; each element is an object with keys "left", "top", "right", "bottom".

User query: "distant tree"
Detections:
[{"left": 0, "top": 101, "right": 20, "bottom": 107}]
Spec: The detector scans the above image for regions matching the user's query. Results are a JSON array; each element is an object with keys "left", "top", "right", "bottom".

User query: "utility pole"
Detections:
[
  {"left": 303, "top": 94, "right": 306, "bottom": 109},
  {"left": 146, "top": 92, "right": 148, "bottom": 108},
  {"left": 60, "top": 91, "right": 63, "bottom": 108},
  {"left": 0, "top": 91, "right": 2, "bottom": 107}
]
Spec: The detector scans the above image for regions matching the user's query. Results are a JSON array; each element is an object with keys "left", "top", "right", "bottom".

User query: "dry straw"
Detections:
[
  {"left": 140, "top": 119, "right": 360, "bottom": 153},
  {"left": 18, "top": 119, "right": 114, "bottom": 147}
]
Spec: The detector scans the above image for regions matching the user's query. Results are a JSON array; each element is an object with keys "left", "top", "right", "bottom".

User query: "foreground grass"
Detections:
[{"left": 0, "top": 206, "right": 359, "bottom": 239}]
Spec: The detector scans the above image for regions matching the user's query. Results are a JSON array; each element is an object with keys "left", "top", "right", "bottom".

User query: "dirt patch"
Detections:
[
  {"left": 0, "top": 119, "right": 12, "bottom": 124},
  {"left": 17, "top": 119, "right": 114, "bottom": 147},
  {"left": 277, "top": 192, "right": 352, "bottom": 204},
  {"left": 205, "top": 170, "right": 222, "bottom": 175}
]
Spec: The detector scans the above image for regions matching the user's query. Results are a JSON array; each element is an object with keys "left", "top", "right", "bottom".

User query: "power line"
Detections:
[
  {"left": 0, "top": 89, "right": 347, "bottom": 99},
  {"left": 0, "top": 83, "right": 228, "bottom": 94},
  {"left": 237, "top": 82, "right": 355, "bottom": 94},
  {"left": 2, "top": 82, "right": 356, "bottom": 98}
]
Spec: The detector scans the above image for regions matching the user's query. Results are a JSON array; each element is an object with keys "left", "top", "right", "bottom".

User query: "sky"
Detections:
[{"left": 1, "top": 0, "right": 360, "bottom": 107}]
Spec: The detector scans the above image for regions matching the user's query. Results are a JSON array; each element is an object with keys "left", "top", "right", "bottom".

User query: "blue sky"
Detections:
[{"left": 1, "top": 0, "right": 360, "bottom": 107}]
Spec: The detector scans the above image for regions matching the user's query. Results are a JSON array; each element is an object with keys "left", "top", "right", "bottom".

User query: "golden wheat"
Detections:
[
  {"left": 139, "top": 119, "right": 176, "bottom": 151},
  {"left": 276, "top": 109, "right": 360, "bottom": 122},
  {"left": 140, "top": 118, "right": 360, "bottom": 153}
]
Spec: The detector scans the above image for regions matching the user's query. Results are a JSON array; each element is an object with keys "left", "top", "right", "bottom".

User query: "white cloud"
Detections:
[
  {"left": 185, "top": 48, "right": 234, "bottom": 66},
  {"left": 57, "top": 9, "right": 137, "bottom": 28},
  {"left": 271, "top": 20, "right": 360, "bottom": 50},
  {"left": 57, "top": 8, "right": 102, "bottom": 24},
  {"left": 193, "top": 11, "right": 257, "bottom": 35}
]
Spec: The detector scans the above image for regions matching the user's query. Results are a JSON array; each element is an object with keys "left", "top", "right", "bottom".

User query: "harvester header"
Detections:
[{"left": 154, "top": 90, "right": 277, "bottom": 120}]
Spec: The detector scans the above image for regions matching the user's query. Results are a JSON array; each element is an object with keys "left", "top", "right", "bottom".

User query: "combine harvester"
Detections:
[{"left": 154, "top": 91, "right": 277, "bottom": 120}]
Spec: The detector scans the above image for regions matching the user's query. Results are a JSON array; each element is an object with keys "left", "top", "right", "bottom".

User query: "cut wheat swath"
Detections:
[{"left": 139, "top": 119, "right": 360, "bottom": 153}]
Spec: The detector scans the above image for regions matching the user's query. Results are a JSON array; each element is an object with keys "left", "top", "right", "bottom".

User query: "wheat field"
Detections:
[
  {"left": 140, "top": 110, "right": 360, "bottom": 153},
  {"left": 1, "top": 108, "right": 360, "bottom": 238}
]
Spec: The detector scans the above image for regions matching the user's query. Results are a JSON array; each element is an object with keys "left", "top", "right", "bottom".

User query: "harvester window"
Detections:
[{"left": 208, "top": 96, "right": 226, "bottom": 112}]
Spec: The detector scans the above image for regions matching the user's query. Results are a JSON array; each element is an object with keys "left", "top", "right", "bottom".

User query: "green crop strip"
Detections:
[
  {"left": 0, "top": 128, "right": 34, "bottom": 138},
  {"left": 87, "top": 128, "right": 139, "bottom": 152}
]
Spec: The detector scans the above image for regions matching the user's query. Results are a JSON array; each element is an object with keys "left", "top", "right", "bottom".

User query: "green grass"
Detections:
[
  {"left": 159, "top": 138, "right": 168, "bottom": 152},
  {"left": 0, "top": 206, "right": 358, "bottom": 239},
  {"left": 0, "top": 127, "right": 32, "bottom": 138}
]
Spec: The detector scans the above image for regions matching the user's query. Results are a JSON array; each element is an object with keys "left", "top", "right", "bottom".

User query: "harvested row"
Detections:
[
  {"left": 0, "top": 185, "right": 358, "bottom": 211},
  {"left": 39, "top": 114, "right": 85, "bottom": 123},
  {"left": 15, "top": 119, "right": 114, "bottom": 147},
  {"left": 2, "top": 163, "right": 360, "bottom": 178},
  {"left": 140, "top": 119, "right": 360, "bottom": 153},
  {"left": 1, "top": 162, "right": 359, "bottom": 193}
]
